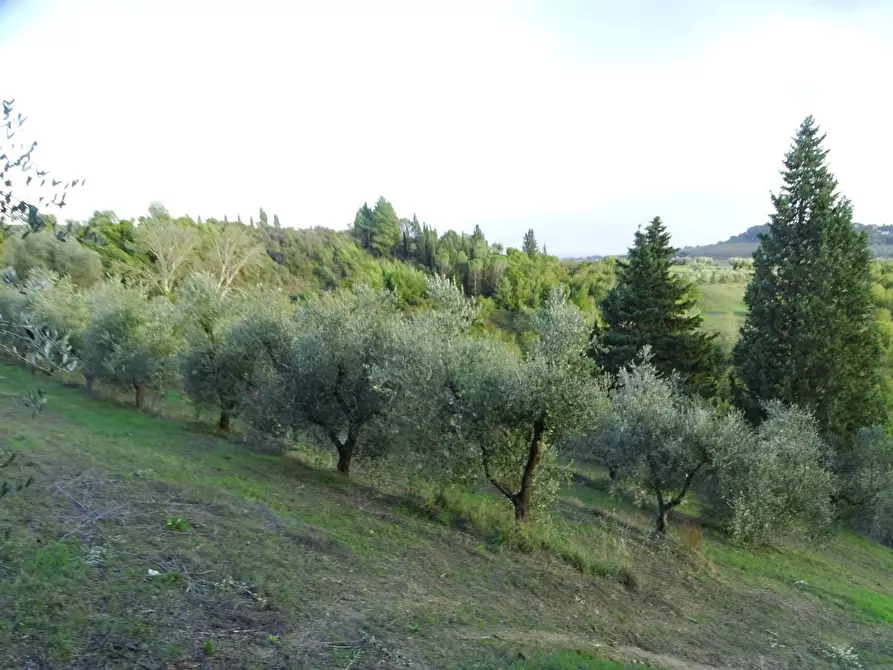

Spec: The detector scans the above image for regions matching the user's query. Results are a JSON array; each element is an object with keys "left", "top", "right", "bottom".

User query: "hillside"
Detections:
[
  {"left": 1, "top": 364, "right": 891, "bottom": 669},
  {"left": 680, "top": 223, "right": 893, "bottom": 259}
]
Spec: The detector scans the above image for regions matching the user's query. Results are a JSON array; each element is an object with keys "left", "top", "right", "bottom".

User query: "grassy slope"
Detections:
[
  {"left": 694, "top": 282, "right": 748, "bottom": 349},
  {"left": 1, "top": 365, "right": 892, "bottom": 669}
]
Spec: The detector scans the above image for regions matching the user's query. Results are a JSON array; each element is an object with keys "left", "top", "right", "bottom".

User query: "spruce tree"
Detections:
[
  {"left": 594, "top": 216, "right": 719, "bottom": 397},
  {"left": 732, "top": 116, "right": 882, "bottom": 436},
  {"left": 522, "top": 228, "right": 538, "bottom": 258}
]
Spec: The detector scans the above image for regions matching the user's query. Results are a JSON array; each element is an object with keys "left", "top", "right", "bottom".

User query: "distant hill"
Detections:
[{"left": 680, "top": 223, "right": 893, "bottom": 259}]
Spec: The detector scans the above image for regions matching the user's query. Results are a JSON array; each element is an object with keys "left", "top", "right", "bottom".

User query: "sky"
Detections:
[{"left": 1, "top": 0, "right": 891, "bottom": 256}]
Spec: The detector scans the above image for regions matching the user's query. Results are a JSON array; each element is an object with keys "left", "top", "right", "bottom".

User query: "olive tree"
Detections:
[
  {"left": 476, "top": 288, "right": 603, "bottom": 522},
  {"left": 706, "top": 402, "right": 836, "bottom": 544},
  {"left": 0, "top": 272, "right": 78, "bottom": 378},
  {"left": 386, "top": 284, "right": 603, "bottom": 522},
  {"left": 19, "top": 271, "right": 91, "bottom": 355},
  {"left": 591, "top": 356, "right": 744, "bottom": 533},
  {"left": 81, "top": 282, "right": 179, "bottom": 407},
  {"left": 177, "top": 274, "right": 290, "bottom": 431},
  {"left": 249, "top": 287, "right": 400, "bottom": 475},
  {"left": 370, "top": 276, "right": 483, "bottom": 483},
  {"left": 177, "top": 273, "right": 237, "bottom": 429},
  {"left": 840, "top": 426, "right": 893, "bottom": 546}
]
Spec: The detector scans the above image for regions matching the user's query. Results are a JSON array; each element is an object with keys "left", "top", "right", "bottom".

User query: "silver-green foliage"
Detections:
[
  {"left": 591, "top": 356, "right": 741, "bottom": 533},
  {"left": 247, "top": 286, "right": 401, "bottom": 474},
  {"left": 81, "top": 281, "right": 179, "bottom": 406},
  {"left": 708, "top": 402, "right": 836, "bottom": 544},
  {"left": 382, "top": 282, "right": 604, "bottom": 521},
  {"left": 0, "top": 272, "right": 79, "bottom": 376},
  {"left": 177, "top": 273, "right": 291, "bottom": 430},
  {"left": 690, "top": 268, "right": 751, "bottom": 284},
  {"left": 370, "top": 276, "right": 483, "bottom": 483}
]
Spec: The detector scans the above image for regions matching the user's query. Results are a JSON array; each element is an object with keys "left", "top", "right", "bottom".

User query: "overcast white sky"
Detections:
[{"left": 1, "top": 0, "right": 891, "bottom": 255}]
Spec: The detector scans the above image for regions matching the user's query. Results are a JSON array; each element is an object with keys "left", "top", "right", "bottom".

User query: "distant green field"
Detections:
[{"left": 694, "top": 282, "right": 748, "bottom": 348}]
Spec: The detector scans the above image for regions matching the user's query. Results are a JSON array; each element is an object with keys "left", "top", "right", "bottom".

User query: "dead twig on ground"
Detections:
[
  {"left": 53, "top": 483, "right": 93, "bottom": 514},
  {"left": 60, "top": 503, "right": 129, "bottom": 541}
]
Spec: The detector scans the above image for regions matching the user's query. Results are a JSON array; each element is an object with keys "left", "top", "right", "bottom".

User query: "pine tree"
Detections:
[
  {"left": 732, "top": 117, "right": 882, "bottom": 436},
  {"left": 350, "top": 203, "right": 374, "bottom": 250},
  {"left": 370, "top": 196, "right": 401, "bottom": 257},
  {"left": 594, "top": 216, "right": 719, "bottom": 397},
  {"left": 522, "top": 228, "right": 538, "bottom": 258}
]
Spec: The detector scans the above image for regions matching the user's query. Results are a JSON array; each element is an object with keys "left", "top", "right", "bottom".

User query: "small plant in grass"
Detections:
[
  {"left": 165, "top": 516, "right": 189, "bottom": 532},
  {"left": 202, "top": 641, "right": 215, "bottom": 656},
  {"left": 822, "top": 644, "right": 862, "bottom": 669}
]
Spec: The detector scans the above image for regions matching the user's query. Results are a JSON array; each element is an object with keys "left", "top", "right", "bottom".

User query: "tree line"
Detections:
[{"left": 1, "top": 105, "right": 892, "bottom": 547}]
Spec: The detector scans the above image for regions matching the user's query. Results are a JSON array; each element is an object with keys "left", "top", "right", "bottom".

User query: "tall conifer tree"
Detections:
[
  {"left": 522, "top": 228, "right": 539, "bottom": 258},
  {"left": 732, "top": 117, "right": 882, "bottom": 436},
  {"left": 594, "top": 216, "right": 719, "bottom": 397}
]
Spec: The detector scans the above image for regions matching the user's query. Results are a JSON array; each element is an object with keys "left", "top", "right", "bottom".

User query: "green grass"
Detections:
[
  {"left": 1, "top": 362, "right": 892, "bottom": 668},
  {"left": 694, "top": 282, "right": 748, "bottom": 348},
  {"left": 706, "top": 532, "right": 893, "bottom": 625},
  {"left": 513, "top": 650, "right": 655, "bottom": 669}
]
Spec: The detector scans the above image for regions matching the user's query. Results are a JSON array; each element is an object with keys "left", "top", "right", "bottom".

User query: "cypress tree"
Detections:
[
  {"left": 732, "top": 116, "right": 882, "bottom": 436},
  {"left": 522, "top": 228, "right": 538, "bottom": 258},
  {"left": 594, "top": 216, "right": 719, "bottom": 397}
]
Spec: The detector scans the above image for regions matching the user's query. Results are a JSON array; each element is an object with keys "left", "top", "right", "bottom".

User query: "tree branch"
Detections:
[
  {"left": 480, "top": 446, "right": 514, "bottom": 501},
  {"left": 666, "top": 458, "right": 708, "bottom": 510}
]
